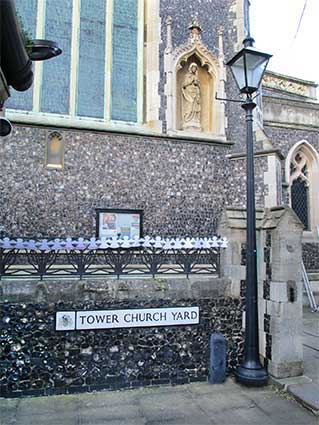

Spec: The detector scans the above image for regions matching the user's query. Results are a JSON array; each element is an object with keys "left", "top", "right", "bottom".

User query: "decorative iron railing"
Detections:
[{"left": 0, "top": 236, "right": 227, "bottom": 280}]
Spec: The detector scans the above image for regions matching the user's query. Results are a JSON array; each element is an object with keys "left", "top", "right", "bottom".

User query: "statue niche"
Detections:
[{"left": 177, "top": 56, "right": 214, "bottom": 133}]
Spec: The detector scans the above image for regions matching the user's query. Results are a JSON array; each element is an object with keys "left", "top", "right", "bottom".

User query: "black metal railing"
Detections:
[{"left": 0, "top": 236, "right": 227, "bottom": 280}]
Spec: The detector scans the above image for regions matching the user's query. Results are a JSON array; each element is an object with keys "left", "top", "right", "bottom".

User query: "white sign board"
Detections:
[
  {"left": 56, "top": 307, "right": 199, "bottom": 331},
  {"left": 98, "top": 211, "right": 141, "bottom": 239}
]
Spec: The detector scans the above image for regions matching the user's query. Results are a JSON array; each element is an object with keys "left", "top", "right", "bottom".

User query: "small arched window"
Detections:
[
  {"left": 287, "top": 142, "right": 319, "bottom": 236},
  {"left": 45, "top": 132, "right": 64, "bottom": 170}
]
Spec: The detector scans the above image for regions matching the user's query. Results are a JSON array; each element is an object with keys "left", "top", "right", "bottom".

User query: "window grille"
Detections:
[
  {"left": 291, "top": 178, "right": 309, "bottom": 230},
  {"left": 290, "top": 151, "right": 310, "bottom": 230}
]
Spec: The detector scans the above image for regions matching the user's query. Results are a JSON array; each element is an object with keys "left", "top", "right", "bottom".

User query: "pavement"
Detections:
[
  {"left": 1, "top": 308, "right": 318, "bottom": 424},
  {"left": 0, "top": 378, "right": 317, "bottom": 425},
  {"left": 271, "top": 307, "right": 319, "bottom": 415}
]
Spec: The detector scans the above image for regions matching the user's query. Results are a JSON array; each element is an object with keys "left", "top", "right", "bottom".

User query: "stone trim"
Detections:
[
  {"left": 4, "top": 118, "right": 234, "bottom": 146},
  {"left": 164, "top": 18, "right": 226, "bottom": 140},
  {"left": 218, "top": 206, "right": 304, "bottom": 378},
  {"left": 263, "top": 121, "right": 319, "bottom": 132},
  {"left": 69, "top": 0, "right": 81, "bottom": 118},
  {"left": 231, "top": 0, "right": 246, "bottom": 51},
  {"left": 285, "top": 141, "right": 319, "bottom": 238},
  {"left": 32, "top": 0, "right": 45, "bottom": 113},
  {"left": 144, "top": 0, "right": 161, "bottom": 131},
  {"left": 262, "top": 71, "right": 318, "bottom": 100},
  {"left": 227, "top": 149, "right": 284, "bottom": 161},
  {"left": 263, "top": 95, "right": 319, "bottom": 131}
]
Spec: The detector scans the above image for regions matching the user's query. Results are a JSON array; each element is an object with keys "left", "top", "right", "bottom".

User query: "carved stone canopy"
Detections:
[
  {"left": 164, "top": 16, "right": 226, "bottom": 138},
  {"left": 188, "top": 17, "right": 202, "bottom": 34},
  {"left": 173, "top": 20, "right": 220, "bottom": 78}
]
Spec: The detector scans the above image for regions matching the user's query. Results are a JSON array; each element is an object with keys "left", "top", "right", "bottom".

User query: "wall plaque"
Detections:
[
  {"left": 96, "top": 208, "right": 143, "bottom": 239},
  {"left": 56, "top": 307, "right": 199, "bottom": 331}
]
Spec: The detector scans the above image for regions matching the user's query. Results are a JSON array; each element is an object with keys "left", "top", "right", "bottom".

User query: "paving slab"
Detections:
[
  {"left": 303, "top": 333, "right": 319, "bottom": 349},
  {"left": 270, "top": 375, "right": 312, "bottom": 390},
  {"left": 272, "top": 308, "right": 319, "bottom": 415},
  {"left": 303, "top": 345, "right": 319, "bottom": 384},
  {"left": 287, "top": 383, "right": 319, "bottom": 415},
  {"left": 245, "top": 389, "right": 317, "bottom": 424},
  {"left": 1, "top": 380, "right": 317, "bottom": 425},
  {"left": 138, "top": 390, "right": 211, "bottom": 424},
  {"left": 208, "top": 405, "right": 275, "bottom": 425},
  {"left": 13, "top": 414, "right": 79, "bottom": 425},
  {"left": 303, "top": 311, "right": 319, "bottom": 336}
]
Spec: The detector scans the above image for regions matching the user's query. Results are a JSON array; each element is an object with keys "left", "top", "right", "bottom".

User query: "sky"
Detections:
[{"left": 250, "top": 0, "right": 319, "bottom": 86}]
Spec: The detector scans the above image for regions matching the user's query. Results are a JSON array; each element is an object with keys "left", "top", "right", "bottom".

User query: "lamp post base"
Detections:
[{"left": 235, "top": 361, "right": 268, "bottom": 387}]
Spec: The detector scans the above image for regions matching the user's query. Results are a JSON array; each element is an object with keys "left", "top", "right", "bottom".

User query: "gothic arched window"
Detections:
[
  {"left": 287, "top": 142, "right": 319, "bottom": 236},
  {"left": 290, "top": 152, "right": 310, "bottom": 229}
]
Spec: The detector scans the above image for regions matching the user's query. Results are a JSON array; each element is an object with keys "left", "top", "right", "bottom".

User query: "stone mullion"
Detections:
[
  {"left": 69, "top": 0, "right": 81, "bottom": 118},
  {"left": 32, "top": 0, "right": 46, "bottom": 112},
  {"left": 144, "top": 0, "right": 161, "bottom": 130},
  {"left": 104, "top": 0, "right": 113, "bottom": 121},
  {"left": 136, "top": 0, "right": 144, "bottom": 125}
]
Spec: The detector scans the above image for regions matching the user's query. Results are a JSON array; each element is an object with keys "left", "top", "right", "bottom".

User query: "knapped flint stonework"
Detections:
[
  {"left": 0, "top": 124, "right": 266, "bottom": 238},
  {"left": 263, "top": 114, "right": 319, "bottom": 157},
  {"left": 0, "top": 0, "right": 317, "bottom": 398},
  {"left": 0, "top": 279, "right": 244, "bottom": 397},
  {"left": 302, "top": 243, "right": 319, "bottom": 271},
  {"left": 0, "top": 0, "right": 274, "bottom": 239}
]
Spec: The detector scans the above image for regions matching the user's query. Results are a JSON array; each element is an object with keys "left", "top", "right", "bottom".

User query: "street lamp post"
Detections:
[{"left": 226, "top": 37, "right": 272, "bottom": 386}]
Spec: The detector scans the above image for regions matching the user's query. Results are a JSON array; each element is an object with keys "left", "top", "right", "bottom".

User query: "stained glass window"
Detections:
[
  {"left": 7, "top": 0, "right": 141, "bottom": 123},
  {"left": 111, "top": 0, "right": 138, "bottom": 122},
  {"left": 40, "top": 0, "right": 73, "bottom": 114},
  {"left": 77, "top": 0, "right": 106, "bottom": 118}
]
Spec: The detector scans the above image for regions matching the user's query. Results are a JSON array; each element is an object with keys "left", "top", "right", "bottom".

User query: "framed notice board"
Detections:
[{"left": 96, "top": 208, "right": 143, "bottom": 239}]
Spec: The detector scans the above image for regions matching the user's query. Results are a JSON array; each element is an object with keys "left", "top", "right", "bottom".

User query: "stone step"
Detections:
[{"left": 287, "top": 383, "right": 319, "bottom": 415}]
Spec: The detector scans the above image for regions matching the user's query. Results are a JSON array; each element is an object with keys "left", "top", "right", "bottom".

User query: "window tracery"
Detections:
[{"left": 287, "top": 142, "right": 319, "bottom": 236}]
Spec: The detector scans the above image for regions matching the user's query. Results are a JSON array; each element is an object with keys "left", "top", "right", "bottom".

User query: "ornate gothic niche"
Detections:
[
  {"left": 164, "top": 17, "right": 226, "bottom": 140},
  {"left": 176, "top": 53, "right": 216, "bottom": 133},
  {"left": 45, "top": 131, "right": 64, "bottom": 170},
  {"left": 286, "top": 141, "right": 319, "bottom": 237}
]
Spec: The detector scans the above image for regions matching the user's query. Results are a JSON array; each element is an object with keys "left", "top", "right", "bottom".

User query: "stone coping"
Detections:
[{"left": 0, "top": 276, "right": 232, "bottom": 303}]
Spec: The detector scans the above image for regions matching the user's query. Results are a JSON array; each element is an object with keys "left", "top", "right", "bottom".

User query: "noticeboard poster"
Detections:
[{"left": 96, "top": 209, "right": 143, "bottom": 239}]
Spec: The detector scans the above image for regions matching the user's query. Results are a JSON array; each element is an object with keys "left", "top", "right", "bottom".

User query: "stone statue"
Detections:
[{"left": 182, "top": 62, "right": 201, "bottom": 130}]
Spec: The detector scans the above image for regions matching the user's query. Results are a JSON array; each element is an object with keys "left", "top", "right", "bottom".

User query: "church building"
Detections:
[{"left": 0, "top": 0, "right": 318, "bottom": 397}]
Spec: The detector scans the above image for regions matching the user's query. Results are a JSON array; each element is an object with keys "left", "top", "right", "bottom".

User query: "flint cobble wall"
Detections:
[
  {"left": 263, "top": 125, "right": 319, "bottom": 158},
  {"left": 0, "top": 125, "right": 269, "bottom": 238},
  {"left": 0, "top": 1, "right": 272, "bottom": 238},
  {"left": 302, "top": 243, "right": 319, "bottom": 271},
  {"left": 0, "top": 278, "right": 244, "bottom": 397}
]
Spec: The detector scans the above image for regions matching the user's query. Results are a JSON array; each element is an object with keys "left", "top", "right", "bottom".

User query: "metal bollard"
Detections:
[{"left": 209, "top": 333, "right": 227, "bottom": 384}]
